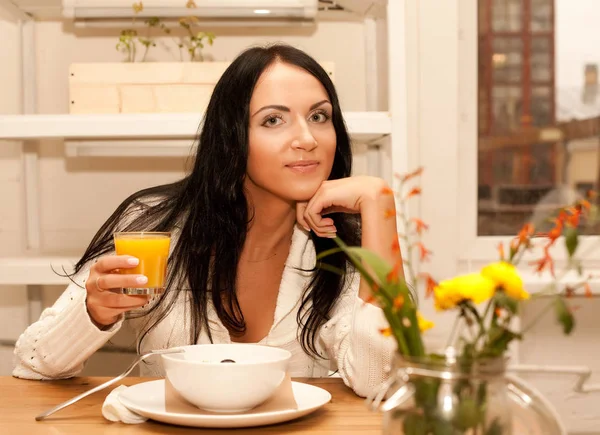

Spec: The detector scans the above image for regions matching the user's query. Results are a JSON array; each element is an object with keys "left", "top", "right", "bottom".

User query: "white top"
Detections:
[{"left": 12, "top": 226, "right": 396, "bottom": 397}]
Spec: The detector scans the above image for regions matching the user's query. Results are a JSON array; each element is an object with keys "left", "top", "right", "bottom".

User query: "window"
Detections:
[{"left": 477, "top": 0, "right": 599, "bottom": 237}]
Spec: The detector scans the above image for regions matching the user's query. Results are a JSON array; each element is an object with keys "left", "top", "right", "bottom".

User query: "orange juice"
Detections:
[{"left": 114, "top": 232, "right": 171, "bottom": 293}]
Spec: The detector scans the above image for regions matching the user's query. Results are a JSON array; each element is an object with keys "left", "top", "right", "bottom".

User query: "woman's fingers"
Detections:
[
  {"left": 93, "top": 255, "right": 139, "bottom": 274},
  {"left": 303, "top": 190, "right": 338, "bottom": 237},
  {"left": 96, "top": 273, "right": 148, "bottom": 291}
]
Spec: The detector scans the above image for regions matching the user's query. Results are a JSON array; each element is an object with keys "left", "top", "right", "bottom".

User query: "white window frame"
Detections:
[
  {"left": 404, "top": 0, "right": 600, "bottom": 292},
  {"left": 457, "top": 1, "right": 600, "bottom": 278}
]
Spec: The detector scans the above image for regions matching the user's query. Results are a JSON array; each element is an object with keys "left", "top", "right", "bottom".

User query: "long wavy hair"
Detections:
[{"left": 73, "top": 43, "right": 360, "bottom": 358}]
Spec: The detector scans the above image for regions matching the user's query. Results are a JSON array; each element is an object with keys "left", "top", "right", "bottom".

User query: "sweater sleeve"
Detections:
[
  {"left": 318, "top": 271, "right": 397, "bottom": 398},
  {"left": 12, "top": 263, "right": 124, "bottom": 380}
]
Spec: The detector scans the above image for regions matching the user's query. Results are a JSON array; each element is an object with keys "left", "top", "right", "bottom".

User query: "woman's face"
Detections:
[{"left": 246, "top": 61, "right": 337, "bottom": 203}]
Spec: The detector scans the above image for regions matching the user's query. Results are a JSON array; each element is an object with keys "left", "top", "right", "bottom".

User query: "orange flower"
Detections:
[
  {"left": 565, "top": 207, "right": 581, "bottom": 228},
  {"left": 391, "top": 239, "right": 400, "bottom": 255},
  {"left": 405, "top": 187, "right": 422, "bottom": 199},
  {"left": 395, "top": 167, "right": 424, "bottom": 183},
  {"left": 392, "top": 295, "right": 405, "bottom": 312},
  {"left": 411, "top": 218, "right": 429, "bottom": 235},
  {"left": 379, "top": 327, "right": 392, "bottom": 337},
  {"left": 381, "top": 186, "right": 394, "bottom": 195},
  {"left": 420, "top": 273, "right": 438, "bottom": 298},
  {"left": 530, "top": 246, "right": 554, "bottom": 276},
  {"left": 384, "top": 209, "right": 397, "bottom": 219},
  {"left": 515, "top": 223, "right": 535, "bottom": 248},
  {"left": 509, "top": 238, "right": 519, "bottom": 257},
  {"left": 581, "top": 198, "right": 593, "bottom": 210},
  {"left": 584, "top": 282, "right": 593, "bottom": 298},
  {"left": 540, "top": 217, "right": 564, "bottom": 246},
  {"left": 387, "top": 259, "right": 403, "bottom": 283},
  {"left": 414, "top": 242, "right": 432, "bottom": 262},
  {"left": 497, "top": 242, "right": 505, "bottom": 261},
  {"left": 371, "top": 283, "right": 380, "bottom": 293}
]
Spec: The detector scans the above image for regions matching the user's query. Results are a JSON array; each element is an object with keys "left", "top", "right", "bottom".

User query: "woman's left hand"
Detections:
[{"left": 296, "top": 176, "right": 391, "bottom": 238}]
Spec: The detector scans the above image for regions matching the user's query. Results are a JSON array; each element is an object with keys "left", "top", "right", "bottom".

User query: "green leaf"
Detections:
[
  {"left": 344, "top": 247, "right": 393, "bottom": 283},
  {"left": 554, "top": 297, "right": 575, "bottom": 334},
  {"left": 574, "top": 260, "right": 583, "bottom": 276},
  {"left": 315, "top": 263, "right": 344, "bottom": 276},
  {"left": 565, "top": 226, "right": 579, "bottom": 258},
  {"left": 401, "top": 413, "right": 427, "bottom": 435},
  {"left": 431, "top": 419, "right": 455, "bottom": 435},
  {"left": 452, "top": 398, "right": 480, "bottom": 430},
  {"left": 315, "top": 247, "right": 343, "bottom": 260},
  {"left": 483, "top": 324, "right": 521, "bottom": 357},
  {"left": 493, "top": 292, "right": 518, "bottom": 314}
]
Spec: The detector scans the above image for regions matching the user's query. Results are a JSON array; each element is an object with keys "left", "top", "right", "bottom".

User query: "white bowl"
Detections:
[{"left": 161, "top": 344, "right": 291, "bottom": 413}]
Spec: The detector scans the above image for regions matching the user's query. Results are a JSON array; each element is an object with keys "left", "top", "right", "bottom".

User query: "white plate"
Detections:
[{"left": 118, "top": 380, "right": 332, "bottom": 428}]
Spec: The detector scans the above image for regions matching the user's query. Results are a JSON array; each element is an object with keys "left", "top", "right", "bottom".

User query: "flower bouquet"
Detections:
[{"left": 322, "top": 168, "right": 598, "bottom": 435}]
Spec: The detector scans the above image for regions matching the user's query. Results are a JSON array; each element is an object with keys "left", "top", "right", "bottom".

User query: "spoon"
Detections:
[{"left": 35, "top": 347, "right": 185, "bottom": 421}]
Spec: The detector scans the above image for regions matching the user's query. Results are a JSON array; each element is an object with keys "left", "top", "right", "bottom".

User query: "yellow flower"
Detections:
[
  {"left": 417, "top": 312, "right": 434, "bottom": 332},
  {"left": 433, "top": 273, "right": 495, "bottom": 311},
  {"left": 481, "top": 261, "right": 529, "bottom": 300}
]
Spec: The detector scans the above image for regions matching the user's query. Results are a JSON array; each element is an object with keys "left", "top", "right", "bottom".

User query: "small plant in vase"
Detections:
[
  {"left": 116, "top": 1, "right": 215, "bottom": 62},
  {"left": 321, "top": 168, "right": 598, "bottom": 434}
]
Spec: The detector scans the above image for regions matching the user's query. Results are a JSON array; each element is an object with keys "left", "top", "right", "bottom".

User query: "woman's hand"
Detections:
[
  {"left": 85, "top": 255, "right": 150, "bottom": 328},
  {"left": 297, "top": 175, "right": 402, "bottom": 303},
  {"left": 296, "top": 176, "right": 389, "bottom": 238}
]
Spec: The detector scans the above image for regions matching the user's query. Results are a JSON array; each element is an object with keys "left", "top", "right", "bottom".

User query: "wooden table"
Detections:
[{"left": 0, "top": 376, "right": 383, "bottom": 434}]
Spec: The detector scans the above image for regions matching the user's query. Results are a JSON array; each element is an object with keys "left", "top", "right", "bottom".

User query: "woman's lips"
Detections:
[{"left": 286, "top": 161, "right": 319, "bottom": 173}]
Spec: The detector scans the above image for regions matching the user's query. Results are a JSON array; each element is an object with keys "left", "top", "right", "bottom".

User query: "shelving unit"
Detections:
[
  {"left": 0, "top": 0, "right": 406, "bottom": 325},
  {"left": 0, "top": 111, "right": 391, "bottom": 157}
]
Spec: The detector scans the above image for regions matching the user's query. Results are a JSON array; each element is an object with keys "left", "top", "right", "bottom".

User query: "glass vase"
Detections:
[{"left": 371, "top": 354, "right": 565, "bottom": 435}]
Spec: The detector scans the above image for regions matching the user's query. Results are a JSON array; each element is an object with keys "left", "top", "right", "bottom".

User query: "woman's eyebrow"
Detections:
[{"left": 251, "top": 100, "right": 331, "bottom": 117}]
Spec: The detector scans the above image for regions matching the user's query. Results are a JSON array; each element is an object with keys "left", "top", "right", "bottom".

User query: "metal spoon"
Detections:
[{"left": 35, "top": 347, "right": 185, "bottom": 421}]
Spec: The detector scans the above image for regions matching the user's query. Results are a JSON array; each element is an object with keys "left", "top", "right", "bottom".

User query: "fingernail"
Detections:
[
  {"left": 326, "top": 232, "right": 337, "bottom": 239},
  {"left": 136, "top": 276, "right": 148, "bottom": 285},
  {"left": 127, "top": 257, "right": 139, "bottom": 266},
  {"left": 303, "top": 225, "right": 311, "bottom": 232}
]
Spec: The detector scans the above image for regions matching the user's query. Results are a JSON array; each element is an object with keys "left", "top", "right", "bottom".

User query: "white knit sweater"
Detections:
[{"left": 12, "top": 226, "right": 396, "bottom": 397}]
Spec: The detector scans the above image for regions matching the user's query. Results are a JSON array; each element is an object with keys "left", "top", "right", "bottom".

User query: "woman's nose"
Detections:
[{"left": 291, "top": 120, "right": 317, "bottom": 151}]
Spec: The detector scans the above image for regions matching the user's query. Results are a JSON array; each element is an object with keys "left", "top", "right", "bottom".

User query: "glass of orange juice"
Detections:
[{"left": 113, "top": 232, "right": 171, "bottom": 295}]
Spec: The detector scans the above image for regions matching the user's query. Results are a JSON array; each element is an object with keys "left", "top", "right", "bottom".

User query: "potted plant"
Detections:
[
  {"left": 67, "top": 1, "right": 334, "bottom": 115},
  {"left": 321, "top": 167, "right": 598, "bottom": 434},
  {"left": 67, "top": 1, "right": 227, "bottom": 114}
]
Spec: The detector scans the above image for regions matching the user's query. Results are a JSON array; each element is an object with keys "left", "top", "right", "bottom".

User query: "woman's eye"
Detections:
[
  {"left": 262, "top": 115, "right": 284, "bottom": 127},
  {"left": 310, "top": 111, "right": 330, "bottom": 123}
]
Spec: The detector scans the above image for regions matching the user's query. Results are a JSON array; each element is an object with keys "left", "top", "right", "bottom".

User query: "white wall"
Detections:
[
  {"left": 0, "top": 16, "right": 30, "bottom": 375},
  {"left": 556, "top": 0, "right": 600, "bottom": 88},
  {"left": 0, "top": 16, "right": 373, "bottom": 376}
]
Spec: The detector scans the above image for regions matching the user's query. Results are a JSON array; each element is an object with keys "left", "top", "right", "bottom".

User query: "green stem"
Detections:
[
  {"left": 397, "top": 181, "right": 419, "bottom": 305},
  {"left": 445, "top": 315, "right": 461, "bottom": 348},
  {"left": 473, "top": 299, "right": 494, "bottom": 350}
]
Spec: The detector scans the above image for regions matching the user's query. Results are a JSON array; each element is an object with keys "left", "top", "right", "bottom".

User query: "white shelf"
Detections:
[
  {"left": 0, "top": 112, "right": 390, "bottom": 140},
  {"left": 0, "top": 257, "right": 77, "bottom": 285},
  {"left": 0, "top": 112, "right": 391, "bottom": 157}
]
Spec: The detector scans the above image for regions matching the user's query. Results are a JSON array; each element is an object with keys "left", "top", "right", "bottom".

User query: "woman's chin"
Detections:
[{"left": 290, "top": 188, "right": 320, "bottom": 202}]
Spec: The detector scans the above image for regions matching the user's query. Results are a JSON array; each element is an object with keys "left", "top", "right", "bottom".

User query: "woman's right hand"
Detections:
[{"left": 85, "top": 255, "right": 150, "bottom": 328}]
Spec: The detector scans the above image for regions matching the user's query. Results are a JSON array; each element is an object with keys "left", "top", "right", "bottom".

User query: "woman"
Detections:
[{"left": 13, "top": 43, "right": 401, "bottom": 398}]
